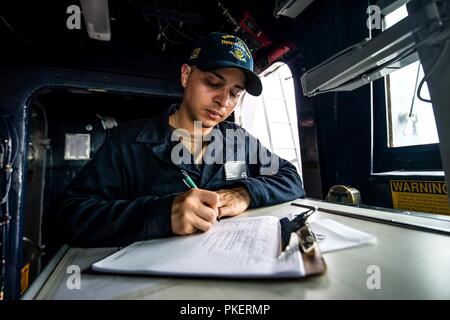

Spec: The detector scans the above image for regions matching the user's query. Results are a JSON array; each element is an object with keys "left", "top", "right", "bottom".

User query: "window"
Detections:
[
  {"left": 235, "top": 62, "right": 303, "bottom": 180},
  {"left": 384, "top": 5, "right": 439, "bottom": 148}
]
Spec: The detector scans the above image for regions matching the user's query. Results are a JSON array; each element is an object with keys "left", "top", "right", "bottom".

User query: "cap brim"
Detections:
[{"left": 196, "top": 60, "right": 262, "bottom": 96}]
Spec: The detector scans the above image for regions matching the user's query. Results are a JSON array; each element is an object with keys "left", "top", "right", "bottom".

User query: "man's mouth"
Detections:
[{"left": 206, "top": 109, "right": 222, "bottom": 120}]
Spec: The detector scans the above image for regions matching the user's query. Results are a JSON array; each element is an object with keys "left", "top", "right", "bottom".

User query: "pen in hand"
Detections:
[
  {"left": 181, "top": 169, "right": 198, "bottom": 189},
  {"left": 181, "top": 169, "right": 220, "bottom": 221}
]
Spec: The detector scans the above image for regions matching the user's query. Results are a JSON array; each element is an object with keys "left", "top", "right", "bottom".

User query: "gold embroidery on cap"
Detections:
[
  {"left": 189, "top": 48, "right": 201, "bottom": 60},
  {"left": 229, "top": 39, "right": 250, "bottom": 62},
  {"left": 221, "top": 40, "right": 235, "bottom": 45}
]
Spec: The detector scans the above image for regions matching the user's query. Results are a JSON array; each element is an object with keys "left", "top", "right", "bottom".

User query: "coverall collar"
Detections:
[{"left": 135, "top": 104, "right": 177, "bottom": 144}]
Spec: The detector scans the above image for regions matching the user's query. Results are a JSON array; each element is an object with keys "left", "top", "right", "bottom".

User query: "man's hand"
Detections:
[
  {"left": 171, "top": 189, "right": 220, "bottom": 235},
  {"left": 216, "top": 186, "right": 251, "bottom": 219}
]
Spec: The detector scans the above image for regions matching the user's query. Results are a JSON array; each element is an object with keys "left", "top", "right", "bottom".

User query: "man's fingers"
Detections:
[
  {"left": 216, "top": 190, "right": 231, "bottom": 207},
  {"left": 193, "top": 189, "right": 219, "bottom": 206},
  {"left": 191, "top": 215, "right": 213, "bottom": 232},
  {"left": 196, "top": 204, "right": 218, "bottom": 222},
  {"left": 218, "top": 205, "right": 233, "bottom": 218}
]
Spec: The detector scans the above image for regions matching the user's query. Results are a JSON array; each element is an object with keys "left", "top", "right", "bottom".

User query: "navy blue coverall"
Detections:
[{"left": 54, "top": 105, "right": 305, "bottom": 247}]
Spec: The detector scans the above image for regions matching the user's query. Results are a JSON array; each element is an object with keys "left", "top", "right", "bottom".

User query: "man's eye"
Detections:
[{"left": 208, "top": 81, "right": 220, "bottom": 87}]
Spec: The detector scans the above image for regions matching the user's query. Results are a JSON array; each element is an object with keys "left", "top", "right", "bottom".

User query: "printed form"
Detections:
[{"left": 93, "top": 216, "right": 305, "bottom": 278}]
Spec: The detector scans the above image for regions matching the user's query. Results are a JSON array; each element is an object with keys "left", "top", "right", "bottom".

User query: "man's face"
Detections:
[{"left": 180, "top": 64, "right": 245, "bottom": 128}]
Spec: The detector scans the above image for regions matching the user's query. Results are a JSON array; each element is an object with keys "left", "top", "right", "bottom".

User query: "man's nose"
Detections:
[{"left": 215, "top": 90, "right": 230, "bottom": 108}]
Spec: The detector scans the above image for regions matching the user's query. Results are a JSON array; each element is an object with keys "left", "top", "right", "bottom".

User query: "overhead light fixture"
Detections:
[
  {"left": 274, "top": 0, "right": 315, "bottom": 19},
  {"left": 80, "top": 0, "right": 111, "bottom": 41}
]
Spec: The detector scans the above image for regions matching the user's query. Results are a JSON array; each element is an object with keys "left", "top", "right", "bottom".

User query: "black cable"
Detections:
[
  {"left": 409, "top": 62, "right": 421, "bottom": 117},
  {"left": 417, "top": 74, "right": 432, "bottom": 103},
  {"left": 0, "top": 116, "right": 13, "bottom": 205},
  {"left": 5, "top": 114, "right": 18, "bottom": 164},
  {"left": 165, "top": 20, "right": 198, "bottom": 42},
  {"left": 0, "top": 114, "right": 18, "bottom": 209},
  {"left": 417, "top": 40, "right": 450, "bottom": 103},
  {"left": 0, "top": 113, "right": 14, "bottom": 300},
  {"left": 157, "top": 19, "right": 186, "bottom": 45}
]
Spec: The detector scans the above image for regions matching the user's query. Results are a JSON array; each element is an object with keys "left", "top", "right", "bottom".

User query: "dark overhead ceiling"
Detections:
[{"left": 0, "top": 0, "right": 298, "bottom": 78}]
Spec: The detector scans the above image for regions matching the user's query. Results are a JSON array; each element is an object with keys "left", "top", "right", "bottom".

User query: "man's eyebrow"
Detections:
[
  {"left": 210, "top": 71, "right": 245, "bottom": 91},
  {"left": 210, "top": 71, "right": 224, "bottom": 81}
]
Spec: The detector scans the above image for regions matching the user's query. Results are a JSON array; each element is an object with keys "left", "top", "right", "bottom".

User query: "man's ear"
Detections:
[{"left": 180, "top": 64, "right": 191, "bottom": 88}]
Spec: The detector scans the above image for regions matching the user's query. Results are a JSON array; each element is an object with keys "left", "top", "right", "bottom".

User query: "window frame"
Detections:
[{"left": 371, "top": 2, "right": 443, "bottom": 173}]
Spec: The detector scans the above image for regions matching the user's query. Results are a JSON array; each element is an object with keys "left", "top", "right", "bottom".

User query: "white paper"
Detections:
[
  {"left": 92, "top": 216, "right": 305, "bottom": 278},
  {"left": 310, "top": 219, "right": 377, "bottom": 253}
]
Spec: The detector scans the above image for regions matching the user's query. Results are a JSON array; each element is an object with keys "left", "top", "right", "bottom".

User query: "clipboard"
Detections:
[
  {"left": 92, "top": 213, "right": 325, "bottom": 279},
  {"left": 279, "top": 203, "right": 327, "bottom": 277}
]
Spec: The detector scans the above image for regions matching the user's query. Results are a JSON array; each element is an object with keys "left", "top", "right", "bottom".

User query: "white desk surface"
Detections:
[{"left": 24, "top": 199, "right": 450, "bottom": 300}]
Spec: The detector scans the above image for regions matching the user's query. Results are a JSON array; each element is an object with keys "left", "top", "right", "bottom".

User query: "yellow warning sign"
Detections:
[
  {"left": 390, "top": 180, "right": 450, "bottom": 215},
  {"left": 20, "top": 263, "right": 30, "bottom": 295}
]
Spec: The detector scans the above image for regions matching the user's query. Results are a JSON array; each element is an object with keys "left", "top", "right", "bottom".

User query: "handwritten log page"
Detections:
[{"left": 92, "top": 216, "right": 305, "bottom": 278}]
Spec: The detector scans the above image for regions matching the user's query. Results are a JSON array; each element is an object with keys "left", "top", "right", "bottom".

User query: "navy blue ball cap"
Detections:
[{"left": 188, "top": 32, "right": 262, "bottom": 96}]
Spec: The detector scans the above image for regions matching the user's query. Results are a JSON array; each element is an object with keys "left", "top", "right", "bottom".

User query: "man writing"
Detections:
[{"left": 54, "top": 32, "right": 305, "bottom": 247}]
